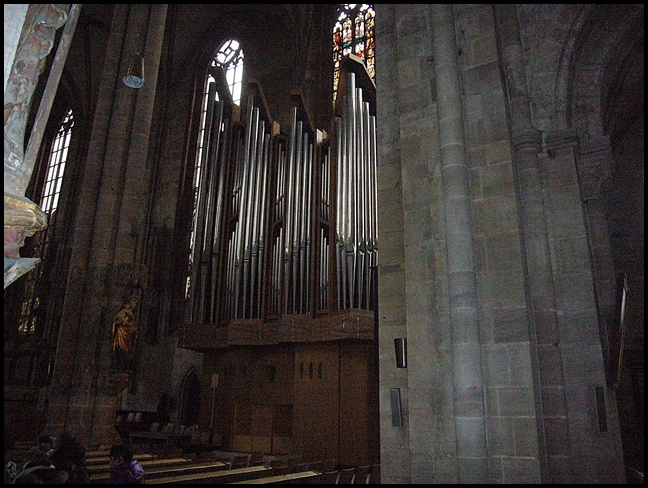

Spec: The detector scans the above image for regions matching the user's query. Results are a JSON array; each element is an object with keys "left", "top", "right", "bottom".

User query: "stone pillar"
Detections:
[
  {"left": 45, "top": 4, "right": 168, "bottom": 447},
  {"left": 540, "top": 128, "right": 625, "bottom": 483},
  {"left": 494, "top": 5, "right": 574, "bottom": 482},
  {"left": 373, "top": 5, "right": 410, "bottom": 484},
  {"left": 512, "top": 129, "right": 572, "bottom": 482},
  {"left": 574, "top": 136, "right": 616, "bottom": 376},
  {"left": 430, "top": 5, "right": 487, "bottom": 483}
]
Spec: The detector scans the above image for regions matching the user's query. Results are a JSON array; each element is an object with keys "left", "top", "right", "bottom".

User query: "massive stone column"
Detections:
[
  {"left": 495, "top": 5, "right": 625, "bottom": 483},
  {"left": 493, "top": 5, "right": 573, "bottom": 482},
  {"left": 541, "top": 129, "right": 625, "bottom": 483},
  {"left": 45, "top": 4, "right": 168, "bottom": 447},
  {"left": 4, "top": 4, "right": 73, "bottom": 289},
  {"left": 430, "top": 4, "right": 488, "bottom": 483},
  {"left": 374, "top": 5, "right": 410, "bottom": 484}
]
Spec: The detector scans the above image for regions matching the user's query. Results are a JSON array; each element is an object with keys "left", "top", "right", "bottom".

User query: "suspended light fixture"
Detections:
[{"left": 123, "top": 52, "right": 145, "bottom": 88}]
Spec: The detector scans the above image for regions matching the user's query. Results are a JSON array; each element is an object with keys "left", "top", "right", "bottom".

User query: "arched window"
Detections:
[
  {"left": 333, "top": 4, "right": 375, "bottom": 106},
  {"left": 214, "top": 38, "right": 244, "bottom": 106},
  {"left": 185, "top": 40, "right": 244, "bottom": 302},
  {"left": 179, "top": 369, "right": 201, "bottom": 427},
  {"left": 18, "top": 109, "right": 74, "bottom": 335}
]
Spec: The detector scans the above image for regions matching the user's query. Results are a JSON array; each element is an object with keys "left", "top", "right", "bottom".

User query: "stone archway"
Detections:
[
  {"left": 565, "top": 4, "right": 644, "bottom": 481},
  {"left": 179, "top": 369, "right": 201, "bottom": 427}
]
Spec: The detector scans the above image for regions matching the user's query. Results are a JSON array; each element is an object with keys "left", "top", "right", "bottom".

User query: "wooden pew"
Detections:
[
  {"left": 90, "top": 460, "right": 228, "bottom": 483},
  {"left": 229, "top": 470, "right": 321, "bottom": 484},
  {"left": 87, "top": 457, "right": 192, "bottom": 476},
  {"left": 85, "top": 450, "right": 110, "bottom": 459},
  {"left": 86, "top": 453, "right": 157, "bottom": 465},
  {"left": 147, "top": 465, "right": 272, "bottom": 484}
]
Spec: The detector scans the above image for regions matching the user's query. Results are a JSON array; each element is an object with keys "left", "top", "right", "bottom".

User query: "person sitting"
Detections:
[
  {"left": 12, "top": 453, "right": 66, "bottom": 484},
  {"left": 4, "top": 433, "right": 20, "bottom": 484},
  {"left": 50, "top": 431, "right": 91, "bottom": 484},
  {"left": 21, "top": 434, "right": 55, "bottom": 469},
  {"left": 107, "top": 444, "right": 145, "bottom": 484}
]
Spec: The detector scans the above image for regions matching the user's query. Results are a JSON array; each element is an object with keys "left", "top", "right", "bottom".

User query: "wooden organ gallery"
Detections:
[{"left": 179, "top": 64, "right": 380, "bottom": 465}]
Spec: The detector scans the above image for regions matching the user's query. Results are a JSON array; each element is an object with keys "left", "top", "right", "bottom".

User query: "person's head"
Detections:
[
  {"left": 55, "top": 431, "right": 80, "bottom": 450},
  {"left": 54, "top": 430, "right": 85, "bottom": 461},
  {"left": 37, "top": 434, "right": 55, "bottom": 449},
  {"left": 109, "top": 444, "right": 133, "bottom": 466}
]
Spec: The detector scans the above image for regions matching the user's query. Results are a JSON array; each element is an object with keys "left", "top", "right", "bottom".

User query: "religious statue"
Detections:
[{"left": 111, "top": 292, "right": 140, "bottom": 372}]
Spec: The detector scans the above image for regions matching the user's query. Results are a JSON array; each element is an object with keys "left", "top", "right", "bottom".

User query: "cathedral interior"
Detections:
[{"left": 4, "top": 4, "right": 644, "bottom": 484}]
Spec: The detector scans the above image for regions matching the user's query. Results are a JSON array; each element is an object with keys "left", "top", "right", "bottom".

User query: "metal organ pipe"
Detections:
[
  {"left": 209, "top": 115, "right": 229, "bottom": 323},
  {"left": 291, "top": 121, "right": 303, "bottom": 314},
  {"left": 303, "top": 134, "right": 313, "bottom": 314},
  {"left": 334, "top": 72, "right": 378, "bottom": 311},
  {"left": 203, "top": 100, "right": 225, "bottom": 322},
  {"left": 190, "top": 83, "right": 218, "bottom": 323},
  {"left": 240, "top": 107, "right": 260, "bottom": 318},
  {"left": 335, "top": 115, "right": 344, "bottom": 310},
  {"left": 347, "top": 77, "right": 357, "bottom": 309},
  {"left": 188, "top": 76, "right": 376, "bottom": 324},
  {"left": 368, "top": 114, "right": 378, "bottom": 310},
  {"left": 247, "top": 113, "right": 264, "bottom": 318},
  {"left": 257, "top": 132, "right": 270, "bottom": 317},
  {"left": 271, "top": 139, "right": 287, "bottom": 317},
  {"left": 231, "top": 100, "right": 255, "bottom": 318},
  {"left": 283, "top": 108, "right": 298, "bottom": 314}
]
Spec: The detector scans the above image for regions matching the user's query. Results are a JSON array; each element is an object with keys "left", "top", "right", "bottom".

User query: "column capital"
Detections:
[
  {"left": 542, "top": 128, "right": 579, "bottom": 153},
  {"left": 511, "top": 128, "right": 542, "bottom": 151},
  {"left": 577, "top": 134, "right": 611, "bottom": 158}
]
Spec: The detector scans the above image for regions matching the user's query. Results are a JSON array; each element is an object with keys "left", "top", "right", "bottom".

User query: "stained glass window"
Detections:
[{"left": 333, "top": 4, "right": 375, "bottom": 106}]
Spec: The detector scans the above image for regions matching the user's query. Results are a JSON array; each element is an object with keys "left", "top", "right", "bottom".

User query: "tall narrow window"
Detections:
[
  {"left": 41, "top": 109, "right": 73, "bottom": 215},
  {"left": 185, "top": 40, "right": 243, "bottom": 304},
  {"left": 19, "top": 108, "right": 73, "bottom": 334},
  {"left": 214, "top": 38, "right": 244, "bottom": 106},
  {"left": 333, "top": 4, "right": 375, "bottom": 106}
]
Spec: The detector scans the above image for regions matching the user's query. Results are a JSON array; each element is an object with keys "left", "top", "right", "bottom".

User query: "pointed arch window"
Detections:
[
  {"left": 213, "top": 38, "right": 244, "bottom": 106},
  {"left": 19, "top": 108, "right": 73, "bottom": 335},
  {"left": 333, "top": 4, "right": 375, "bottom": 106}
]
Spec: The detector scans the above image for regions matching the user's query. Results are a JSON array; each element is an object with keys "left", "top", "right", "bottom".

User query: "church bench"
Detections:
[
  {"left": 84, "top": 450, "right": 110, "bottom": 458},
  {"left": 147, "top": 465, "right": 272, "bottom": 484},
  {"left": 229, "top": 470, "right": 322, "bottom": 484},
  {"left": 85, "top": 452, "right": 157, "bottom": 465},
  {"left": 90, "top": 460, "right": 227, "bottom": 483},
  {"left": 87, "top": 456, "right": 192, "bottom": 476}
]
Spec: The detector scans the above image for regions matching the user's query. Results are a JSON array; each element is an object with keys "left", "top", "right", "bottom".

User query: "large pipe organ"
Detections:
[
  {"left": 179, "top": 64, "right": 379, "bottom": 465},
  {"left": 181, "top": 68, "right": 378, "bottom": 344}
]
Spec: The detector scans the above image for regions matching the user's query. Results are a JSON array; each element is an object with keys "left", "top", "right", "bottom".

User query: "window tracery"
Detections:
[{"left": 333, "top": 4, "right": 375, "bottom": 106}]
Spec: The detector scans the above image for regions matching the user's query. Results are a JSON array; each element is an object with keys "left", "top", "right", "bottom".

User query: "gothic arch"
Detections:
[
  {"left": 557, "top": 4, "right": 643, "bottom": 139},
  {"left": 178, "top": 368, "right": 201, "bottom": 427},
  {"left": 561, "top": 6, "right": 644, "bottom": 480},
  {"left": 553, "top": 4, "right": 592, "bottom": 130},
  {"left": 599, "top": 19, "right": 644, "bottom": 148}
]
